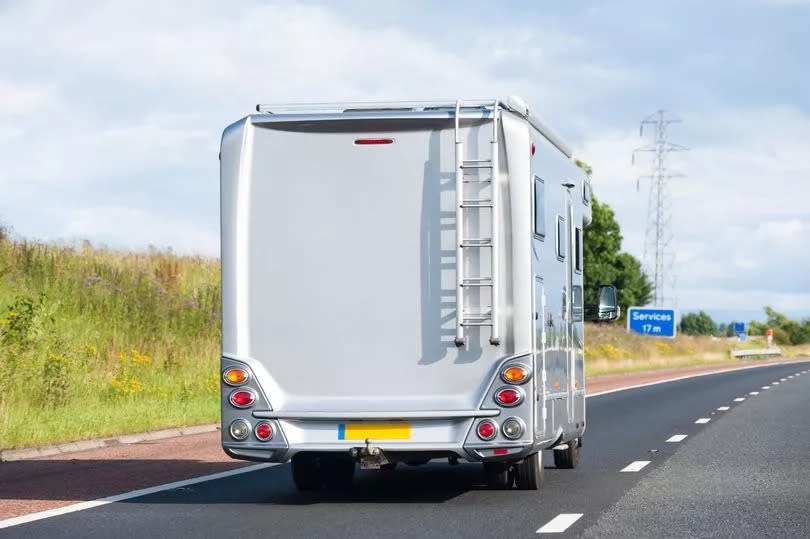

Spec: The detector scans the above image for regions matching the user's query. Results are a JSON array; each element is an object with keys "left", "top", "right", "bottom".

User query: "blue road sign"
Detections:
[
  {"left": 733, "top": 322, "right": 745, "bottom": 335},
  {"left": 627, "top": 307, "right": 677, "bottom": 338}
]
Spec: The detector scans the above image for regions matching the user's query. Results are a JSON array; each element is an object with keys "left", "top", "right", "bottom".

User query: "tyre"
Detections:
[
  {"left": 291, "top": 453, "right": 322, "bottom": 492},
  {"left": 484, "top": 462, "right": 514, "bottom": 490},
  {"left": 553, "top": 438, "right": 580, "bottom": 469},
  {"left": 321, "top": 454, "right": 356, "bottom": 491},
  {"left": 514, "top": 451, "right": 544, "bottom": 490}
]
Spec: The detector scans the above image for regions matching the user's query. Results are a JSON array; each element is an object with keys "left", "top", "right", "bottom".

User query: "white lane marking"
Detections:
[
  {"left": 695, "top": 418, "right": 711, "bottom": 424},
  {"left": 537, "top": 513, "right": 584, "bottom": 534},
  {"left": 749, "top": 391, "right": 759, "bottom": 395},
  {"left": 788, "top": 375, "right": 795, "bottom": 378},
  {"left": 667, "top": 434, "right": 688, "bottom": 442},
  {"left": 780, "top": 378, "right": 787, "bottom": 381},
  {"left": 587, "top": 360, "right": 810, "bottom": 398},
  {"left": 620, "top": 460, "right": 651, "bottom": 472},
  {"left": 762, "top": 386, "right": 770, "bottom": 389},
  {"left": 717, "top": 406, "right": 730, "bottom": 411},
  {"left": 773, "top": 381, "right": 780, "bottom": 385},
  {"left": 0, "top": 463, "right": 273, "bottom": 529},
  {"left": 734, "top": 397, "right": 746, "bottom": 402}
]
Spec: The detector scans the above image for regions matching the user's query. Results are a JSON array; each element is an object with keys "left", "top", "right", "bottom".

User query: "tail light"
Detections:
[
  {"left": 494, "top": 387, "right": 523, "bottom": 407},
  {"left": 501, "top": 417, "right": 524, "bottom": 440},
  {"left": 229, "top": 419, "right": 250, "bottom": 440},
  {"left": 476, "top": 420, "right": 497, "bottom": 441},
  {"left": 229, "top": 389, "right": 256, "bottom": 408},
  {"left": 501, "top": 365, "right": 530, "bottom": 384},
  {"left": 223, "top": 367, "right": 249, "bottom": 386},
  {"left": 255, "top": 422, "right": 274, "bottom": 441}
]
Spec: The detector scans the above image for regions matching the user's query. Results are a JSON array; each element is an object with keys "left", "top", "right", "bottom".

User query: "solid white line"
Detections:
[
  {"left": 717, "top": 406, "right": 730, "bottom": 411},
  {"left": 666, "top": 434, "right": 688, "bottom": 442},
  {"left": 586, "top": 359, "right": 810, "bottom": 398},
  {"left": 620, "top": 460, "right": 651, "bottom": 472},
  {"left": 749, "top": 391, "right": 759, "bottom": 395},
  {"left": 762, "top": 386, "right": 770, "bottom": 389},
  {"left": 695, "top": 418, "right": 711, "bottom": 424},
  {"left": 0, "top": 464, "right": 273, "bottom": 529},
  {"left": 537, "top": 513, "right": 584, "bottom": 533},
  {"left": 733, "top": 397, "right": 746, "bottom": 402}
]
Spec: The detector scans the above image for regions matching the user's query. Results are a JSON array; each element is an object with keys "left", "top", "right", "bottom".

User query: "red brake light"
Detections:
[
  {"left": 494, "top": 448, "right": 508, "bottom": 455},
  {"left": 354, "top": 138, "right": 394, "bottom": 145},
  {"left": 494, "top": 387, "right": 523, "bottom": 407},
  {"left": 229, "top": 390, "right": 256, "bottom": 408},
  {"left": 476, "top": 420, "right": 497, "bottom": 441},
  {"left": 255, "top": 422, "right": 274, "bottom": 441},
  {"left": 531, "top": 142, "right": 536, "bottom": 156}
]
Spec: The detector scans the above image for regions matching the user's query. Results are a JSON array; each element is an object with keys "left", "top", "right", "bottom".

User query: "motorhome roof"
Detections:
[{"left": 253, "top": 97, "right": 573, "bottom": 158}]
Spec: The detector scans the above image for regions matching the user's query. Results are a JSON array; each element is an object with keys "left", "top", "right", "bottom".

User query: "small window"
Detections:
[
  {"left": 534, "top": 176, "right": 545, "bottom": 238},
  {"left": 575, "top": 227, "right": 583, "bottom": 273},
  {"left": 583, "top": 181, "right": 591, "bottom": 205},
  {"left": 556, "top": 216, "right": 565, "bottom": 260},
  {"left": 572, "top": 285, "right": 583, "bottom": 322}
]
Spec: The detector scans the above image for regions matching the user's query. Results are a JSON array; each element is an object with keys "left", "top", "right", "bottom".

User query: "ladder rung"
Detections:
[
  {"left": 460, "top": 239, "right": 493, "bottom": 248},
  {"left": 461, "top": 162, "right": 493, "bottom": 169},
  {"left": 461, "top": 321, "right": 493, "bottom": 327},
  {"left": 462, "top": 278, "right": 493, "bottom": 287},
  {"left": 461, "top": 179, "right": 492, "bottom": 183},
  {"left": 460, "top": 199, "right": 493, "bottom": 208}
]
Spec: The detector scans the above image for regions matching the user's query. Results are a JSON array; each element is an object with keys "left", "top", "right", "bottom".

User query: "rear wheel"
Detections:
[
  {"left": 291, "top": 453, "right": 322, "bottom": 492},
  {"left": 514, "top": 451, "right": 544, "bottom": 490},
  {"left": 321, "top": 454, "right": 356, "bottom": 491},
  {"left": 484, "top": 462, "right": 514, "bottom": 490},
  {"left": 553, "top": 438, "right": 581, "bottom": 469}
]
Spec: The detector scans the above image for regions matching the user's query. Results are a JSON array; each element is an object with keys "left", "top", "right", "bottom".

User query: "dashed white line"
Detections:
[
  {"left": 666, "top": 434, "right": 688, "bottom": 442},
  {"left": 749, "top": 391, "right": 759, "bottom": 395},
  {"left": 0, "top": 463, "right": 274, "bottom": 529},
  {"left": 773, "top": 381, "right": 780, "bottom": 385},
  {"left": 788, "top": 375, "right": 795, "bottom": 378},
  {"left": 762, "top": 386, "right": 770, "bottom": 389},
  {"left": 695, "top": 418, "right": 711, "bottom": 424},
  {"left": 717, "top": 406, "right": 730, "bottom": 411},
  {"left": 734, "top": 397, "right": 746, "bottom": 402},
  {"left": 780, "top": 378, "right": 787, "bottom": 381},
  {"left": 537, "top": 513, "right": 584, "bottom": 534},
  {"left": 620, "top": 460, "right": 651, "bottom": 472}
]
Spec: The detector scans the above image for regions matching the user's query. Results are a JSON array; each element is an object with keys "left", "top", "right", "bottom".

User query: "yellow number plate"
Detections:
[{"left": 337, "top": 423, "right": 411, "bottom": 440}]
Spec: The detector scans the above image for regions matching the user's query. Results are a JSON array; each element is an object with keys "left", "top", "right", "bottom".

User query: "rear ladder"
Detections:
[{"left": 454, "top": 99, "right": 500, "bottom": 347}]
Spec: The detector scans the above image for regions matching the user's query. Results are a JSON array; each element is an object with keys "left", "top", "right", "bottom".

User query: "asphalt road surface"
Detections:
[{"left": 4, "top": 361, "right": 809, "bottom": 538}]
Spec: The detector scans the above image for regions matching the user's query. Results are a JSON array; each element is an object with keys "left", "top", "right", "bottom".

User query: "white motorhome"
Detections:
[{"left": 219, "top": 97, "right": 619, "bottom": 491}]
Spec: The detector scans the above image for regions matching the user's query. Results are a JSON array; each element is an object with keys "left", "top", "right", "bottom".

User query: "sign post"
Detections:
[{"left": 627, "top": 307, "right": 677, "bottom": 338}]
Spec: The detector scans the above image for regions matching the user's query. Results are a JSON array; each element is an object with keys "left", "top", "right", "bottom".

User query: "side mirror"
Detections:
[{"left": 585, "top": 285, "right": 620, "bottom": 322}]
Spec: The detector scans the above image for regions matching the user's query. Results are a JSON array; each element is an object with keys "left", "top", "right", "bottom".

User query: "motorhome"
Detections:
[{"left": 218, "top": 97, "right": 619, "bottom": 491}]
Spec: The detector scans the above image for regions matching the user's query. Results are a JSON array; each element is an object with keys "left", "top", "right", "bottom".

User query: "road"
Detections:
[{"left": 3, "top": 361, "right": 809, "bottom": 538}]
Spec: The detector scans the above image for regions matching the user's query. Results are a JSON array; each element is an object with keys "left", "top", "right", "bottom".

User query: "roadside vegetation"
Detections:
[{"left": 0, "top": 231, "right": 220, "bottom": 449}]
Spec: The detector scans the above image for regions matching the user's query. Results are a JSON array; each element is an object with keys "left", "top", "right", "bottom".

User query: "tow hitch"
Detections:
[{"left": 350, "top": 440, "right": 390, "bottom": 470}]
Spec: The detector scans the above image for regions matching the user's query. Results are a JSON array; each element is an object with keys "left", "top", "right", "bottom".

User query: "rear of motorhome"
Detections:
[{"left": 218, "top": 96, "right": 619, "bottom": 490}]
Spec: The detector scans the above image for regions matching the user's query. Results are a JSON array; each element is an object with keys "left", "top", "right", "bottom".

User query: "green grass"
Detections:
[{"left": 0, "top": 237, "right": 221, "bottom": 449}]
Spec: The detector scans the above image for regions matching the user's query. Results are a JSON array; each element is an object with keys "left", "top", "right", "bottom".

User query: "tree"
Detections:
[
  {"left": 680, "top": 311, "right": 717, "bottom": 336},
  {"left": 575, "top": 160, "right": 653, "bottom": 311}
]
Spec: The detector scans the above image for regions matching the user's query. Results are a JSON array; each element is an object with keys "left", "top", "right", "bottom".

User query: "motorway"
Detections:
[{"left": 3, "top": 361, "right": 809, "bottom": 538}]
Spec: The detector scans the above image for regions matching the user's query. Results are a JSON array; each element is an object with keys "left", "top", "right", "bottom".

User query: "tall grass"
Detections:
[{"left": 0, "top": 237, "right": 221, "bottom": 449}]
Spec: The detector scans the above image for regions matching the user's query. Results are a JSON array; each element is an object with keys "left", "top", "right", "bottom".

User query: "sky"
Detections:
[{"left": 1, "top": 0, "right": 808, "bottom": 322}]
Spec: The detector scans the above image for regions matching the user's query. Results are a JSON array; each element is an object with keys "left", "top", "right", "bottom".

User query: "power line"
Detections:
[{"left": 632, "top": 110, "right": 687, "bottom": 307}]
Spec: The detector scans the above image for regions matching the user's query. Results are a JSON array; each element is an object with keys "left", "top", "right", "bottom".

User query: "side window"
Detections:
[
  {"left": 556, "top": 216, "right": 565, "bottom": 260},
  {"left": 575, "top": 227, "right": 583, "bottom": 273},
  {"left": 534, "top": 176, "right": 545, "bottom": 238},
  {"left": 572, "top": 285, "right": 583, "bottom": 322},
  {"left": 583, "top": 181, "right": 591, "bottom": 205}
]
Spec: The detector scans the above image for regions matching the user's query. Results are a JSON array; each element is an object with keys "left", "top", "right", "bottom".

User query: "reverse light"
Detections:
[
  {"left": 494, "top": 387, "right": 523, "bottom": 407},
  {"left": 502, "top": 417, "right": 525, "bottom": 440},
  {"left": 476, "top": 420, "right": 497, "bottom": 441},
  {"left": 229, "top": 419, "right": 250, "bottom": 441},
  {"left": 229, "top": 389, "right": 256, "bottom": 408},
  {"left": 255, "top": 422, "right": 274, "bottom": 441},
  {"left": 223, "top": 367, "right": 249, "bottom": 386},
  {"left": 501, "top": 365, "right": 530, "bottom": 385}
]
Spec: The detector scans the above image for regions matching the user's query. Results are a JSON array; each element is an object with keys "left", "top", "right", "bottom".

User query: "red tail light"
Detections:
[
  {"left": 354, "top": 138, "right": 394, "bottom": 145},
  {"left": 494, "top": 387, "right": 523, "bottom": 407},
  {"left": 255, "top": 422, "right": 274, "bottom": 441},
  {"left": 476, "top": 420, "right": 497, "bottom": 441},
  {"left": 229, "top": 389, "right": 256, "bottom": 408}
]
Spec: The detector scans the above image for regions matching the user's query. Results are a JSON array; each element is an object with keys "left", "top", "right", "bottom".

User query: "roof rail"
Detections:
[{"left": 255, "top": 100, "right": 497, "bottom": 114}]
